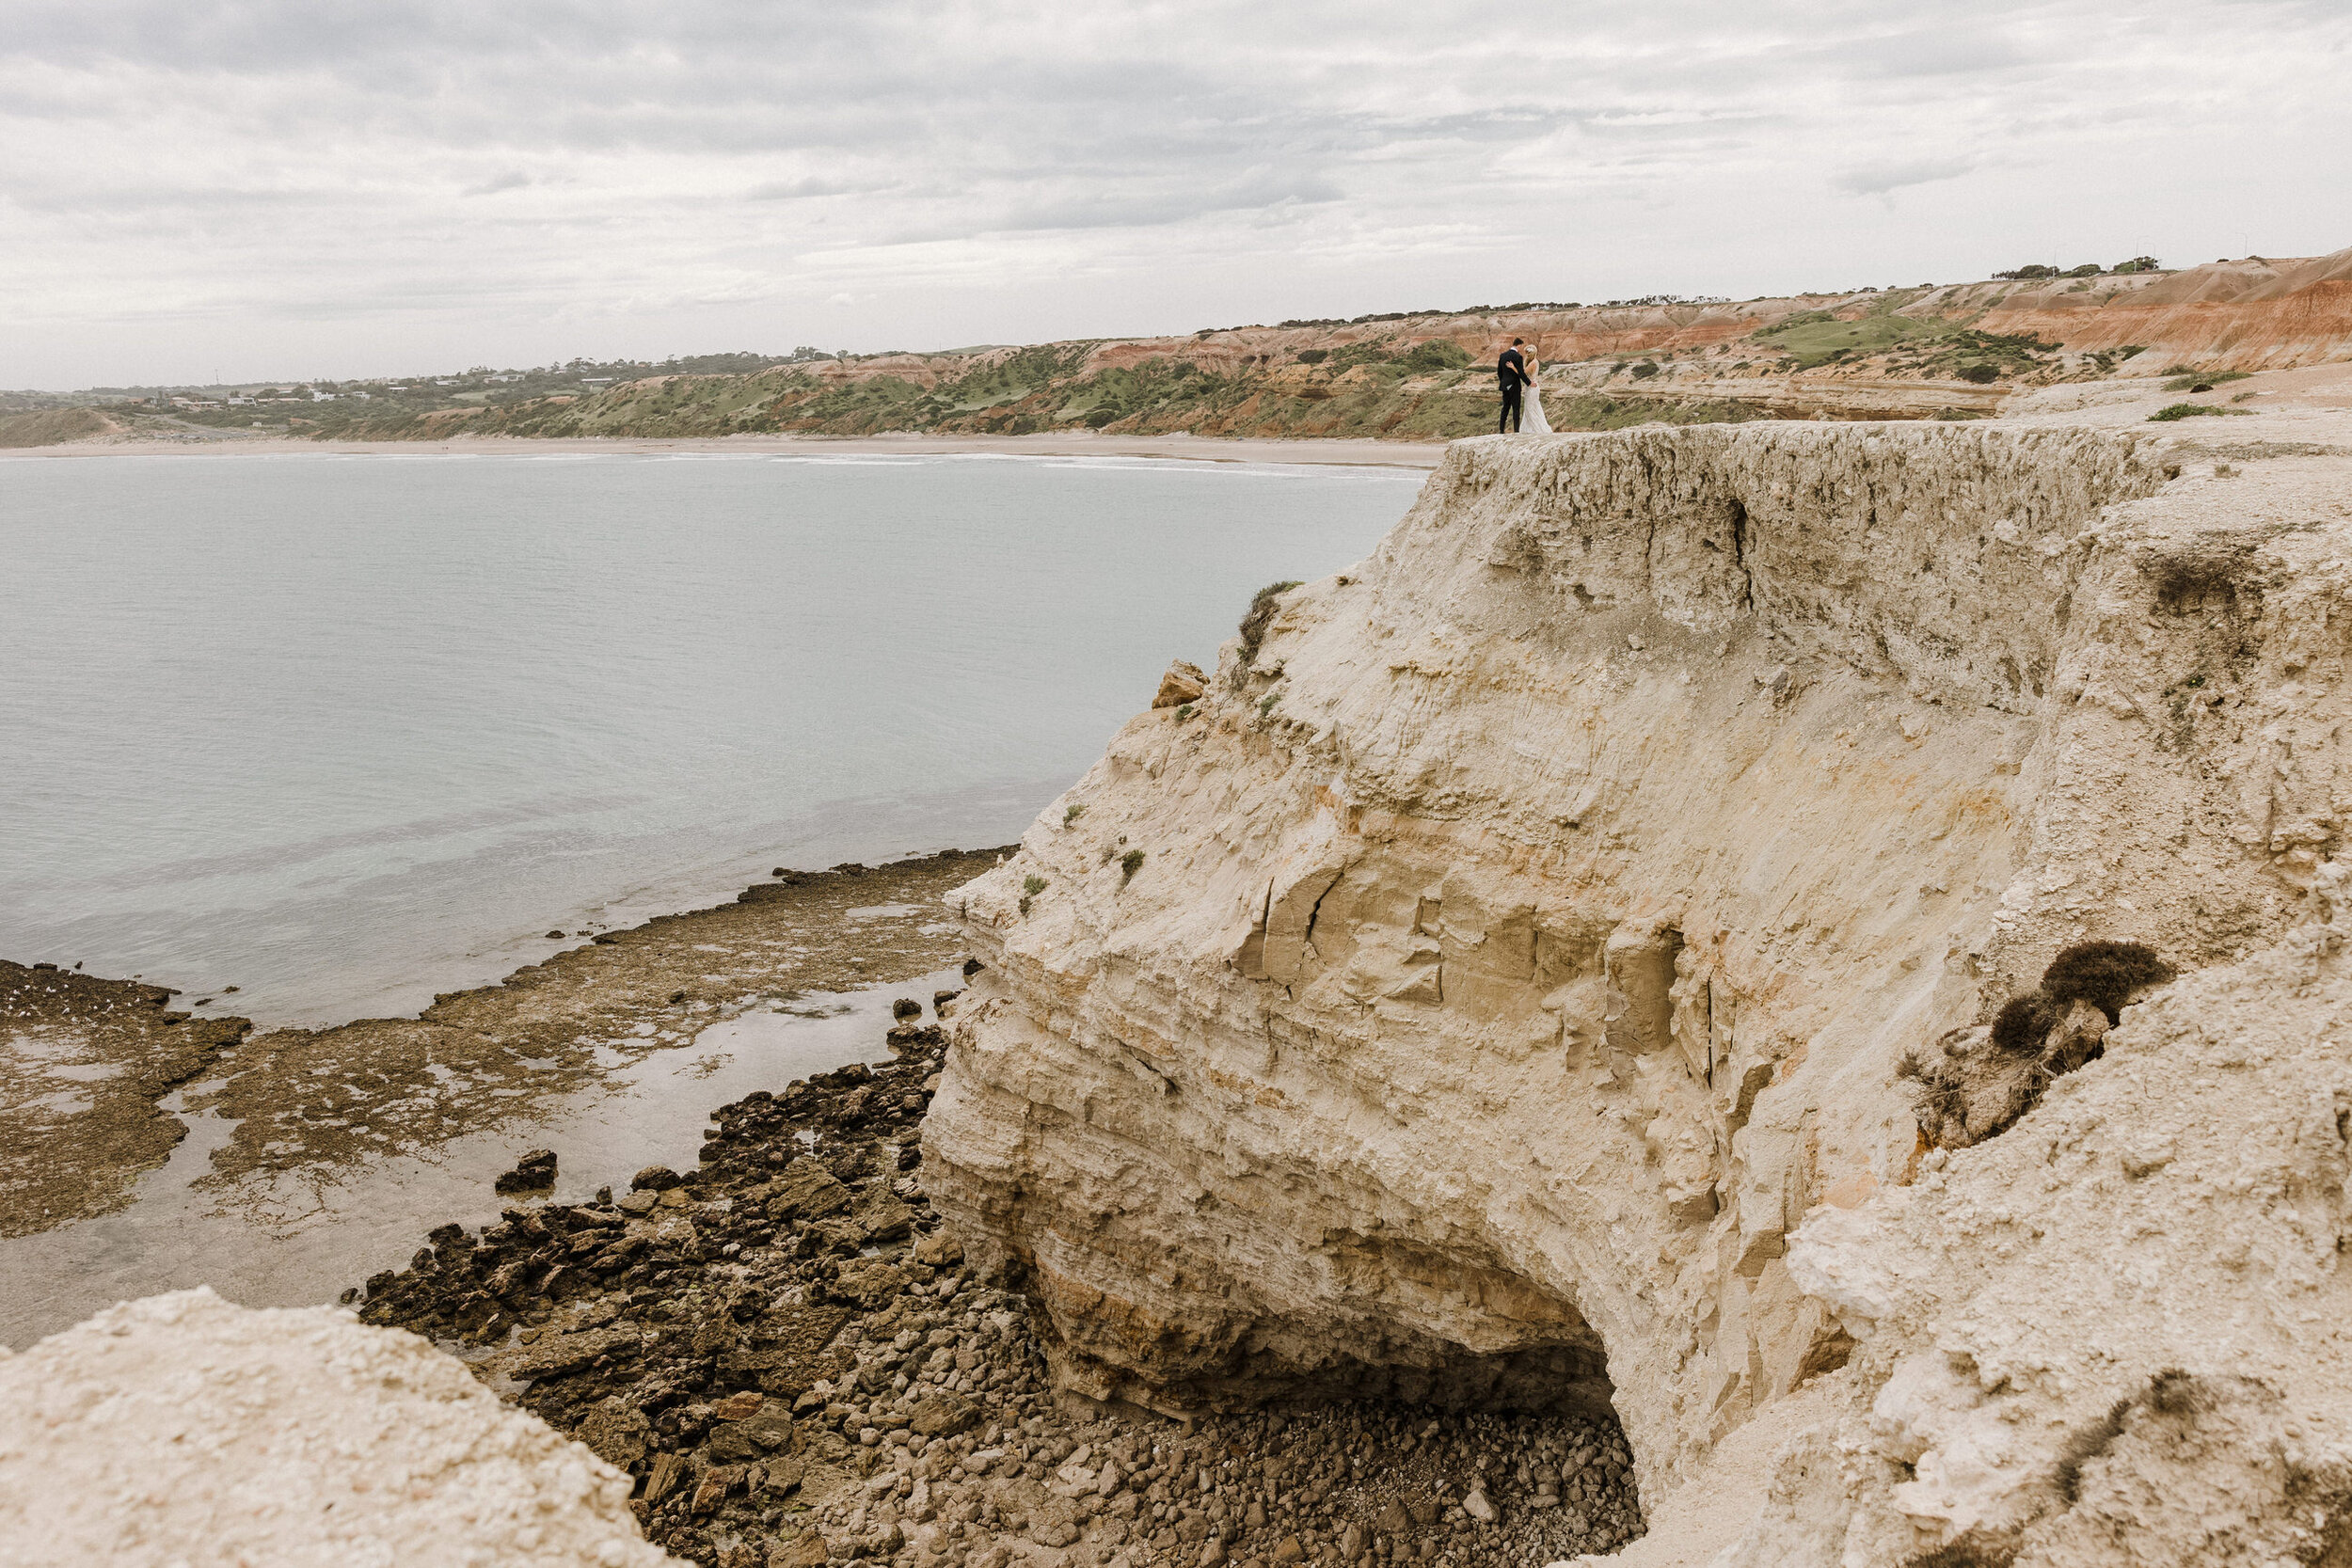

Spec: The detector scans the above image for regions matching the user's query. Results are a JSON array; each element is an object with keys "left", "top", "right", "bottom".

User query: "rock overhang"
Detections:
[{"left": 920, "top": 415, "right": 2352, "bottom": 1560}]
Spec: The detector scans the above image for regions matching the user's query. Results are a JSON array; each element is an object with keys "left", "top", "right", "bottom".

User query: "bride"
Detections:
[{"left": 1520, "top": 350, "right": 1551, "bottom": 434}]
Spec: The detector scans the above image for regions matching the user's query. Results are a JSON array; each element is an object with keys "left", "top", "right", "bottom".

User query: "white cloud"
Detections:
[
  {"left": 1834, "top": 159, "right": 1976, "bottom": 198},
  {"left": 0, "top": 0, "right": 2345, "bottom": 385}
]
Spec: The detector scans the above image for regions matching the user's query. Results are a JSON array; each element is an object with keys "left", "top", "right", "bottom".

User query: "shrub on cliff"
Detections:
[
  {"left": 2148, "top": 403, "right": 2251, "bottom": 421},
  {"left": 1908, "top": 941, "right": 2172, "bottom": 1148},
  {"left": 1991, "top": 991, "right": 2058, "bottom": 1056},
  {"left": 1239, "top": 580, "right": 1303, "bottom": 664},
  {"left": 2162, "top": 370, "right": 2249, "bottom": 393},
  {"left": 1393, "top": 339, "right": 1471, "bottom": 374},
  {"left": 2042, "top": 941, "right": 2174, "bottom": 1022}
]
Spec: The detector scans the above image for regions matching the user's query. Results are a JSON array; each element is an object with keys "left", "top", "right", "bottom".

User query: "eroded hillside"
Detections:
[
  {"left": 924, "top": 408, "right": 2352, "bottom": 1565},
  {"left": 270, "top": 249, "right": 2352, "bottom": 446}
]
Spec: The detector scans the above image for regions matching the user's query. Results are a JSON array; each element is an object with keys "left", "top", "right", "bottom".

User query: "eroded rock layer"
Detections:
[{"left": 924, "top": 419, "right": 2352, "bottom": 1562}]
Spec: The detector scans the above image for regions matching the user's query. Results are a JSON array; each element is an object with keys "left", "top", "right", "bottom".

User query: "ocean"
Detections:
[{"left": 0, "top": 449, "right": 1419, "bottom": 1025}]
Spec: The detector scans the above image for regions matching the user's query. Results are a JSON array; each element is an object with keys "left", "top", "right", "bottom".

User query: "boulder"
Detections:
[
  {"left": 764, "top": 1160, "right": 853, "bottom": 1223},
  {"left": 1152, "top": 659, "right": 1207, "bottom": 708},
  {"left": 492, "top": 1148, "right": 557, "bottom": 1194},
  {"left": 908, "top": 1393, "right": 980, "bottom": 1437},
  {"left": 824, "top": 1259, "right": 908, "bottom": 1310}
]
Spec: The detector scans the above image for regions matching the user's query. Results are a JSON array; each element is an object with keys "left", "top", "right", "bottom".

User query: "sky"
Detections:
[{"left": 4, "top": 0, "right": 2348, "bottom": 389}]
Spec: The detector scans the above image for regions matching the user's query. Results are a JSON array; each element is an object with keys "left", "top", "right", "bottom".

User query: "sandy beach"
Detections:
[{"left": 0, "top": 429, "right": 1448, "bottom": 469}]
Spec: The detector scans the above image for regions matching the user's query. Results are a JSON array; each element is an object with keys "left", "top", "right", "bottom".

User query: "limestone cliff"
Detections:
[{"left": 924, "top": 417, "right": 2352, "bottom": 1563}]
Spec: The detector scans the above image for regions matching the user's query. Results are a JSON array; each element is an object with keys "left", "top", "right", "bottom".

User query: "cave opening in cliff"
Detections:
[{"left": 1184, "top": 1333, "right": 1648, "bottom": 1554}]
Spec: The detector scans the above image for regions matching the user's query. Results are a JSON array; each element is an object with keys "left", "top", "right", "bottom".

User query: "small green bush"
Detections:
[
  {"left": 2148, "top": 403, "right": 2251, "bottom": 421},
  {"left": 1018, "top": 873, "right": 1046, "bottom": 917},
  {"left": 1629, "top": 362, "right": 1660, "bottom": 379},
  {"left": 1120, "top": 848, "right": 1146, "bottom": 882},
  {"left": 1173, "top": 703, "right": 1194, "bottom": 722},
  {"left": 1258, "top": 693, "right": 1280, "bottom": 717},
  {"left": 2162, "top": 370, "right": 2249, "bottom": 392},
  {"left": 1958, "top": 363, "right": 1999, "bottom": 384},
  {"left": 1238, "top": 580, "right": 1302, "bottom": 663},
  {"left": 1393, "top": 339, "right": 1471, "bottom": 374},
  {"left": 1062, "top": 803, "right": 1087, "bottom": 827},
  {"left": 1295, "top": 348, "right": 1329, "bottom": 364}
]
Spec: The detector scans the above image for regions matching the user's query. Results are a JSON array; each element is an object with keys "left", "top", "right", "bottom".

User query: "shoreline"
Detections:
[
  {"left": 0, "top": 849, "right": 1014, "bottom": 1338},
  {"left": 0, "top": 430, "right": 1448, "bottom": 469},
  {"left": 345, "top": 993, "right": 1645, "bottom": 1568}
]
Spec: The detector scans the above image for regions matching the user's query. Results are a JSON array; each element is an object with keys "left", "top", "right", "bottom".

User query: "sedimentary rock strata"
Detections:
[
  {"left": 350, "top": 1007, "right": 1643, "bottom": 1568},
  {"left": 927, "top": 417, "right": 2352, "bottom": 1562}
]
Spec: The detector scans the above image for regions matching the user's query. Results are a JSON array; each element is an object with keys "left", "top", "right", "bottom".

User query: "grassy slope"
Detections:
[
  {"left": 0, "top": 407, "right": 113, "bottom": 448},
  {"left": 151, "top": 251, "right": 2351, "bottom": 446}
]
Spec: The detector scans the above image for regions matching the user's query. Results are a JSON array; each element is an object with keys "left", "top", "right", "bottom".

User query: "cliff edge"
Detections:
[{"left": 925, "top": 411, "right": 2352, "bottom": 1564}]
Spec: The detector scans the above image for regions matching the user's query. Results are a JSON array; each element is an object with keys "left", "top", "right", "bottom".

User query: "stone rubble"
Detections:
[{"left": 350, "top": 995, "right": 1642, "bottom": 1568}]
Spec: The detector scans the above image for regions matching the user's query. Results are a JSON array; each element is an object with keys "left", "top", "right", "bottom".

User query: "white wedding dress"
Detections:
[{"left": 1521, "top": 367, "right": 1551, "bottom": 434}]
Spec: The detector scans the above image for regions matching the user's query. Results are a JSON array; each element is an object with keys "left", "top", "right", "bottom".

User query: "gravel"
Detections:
[{"left": 350, "top": 1010, "right": 1644, "bottom": 1568}]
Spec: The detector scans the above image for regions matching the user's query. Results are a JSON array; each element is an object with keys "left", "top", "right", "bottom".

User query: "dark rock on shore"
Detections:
[
  {"left": 352, "top": 1005, "right": 1644, "bottom": 1568},
  {"left": 495, "top": 1148, "right": 560, "bottom": 1194}
]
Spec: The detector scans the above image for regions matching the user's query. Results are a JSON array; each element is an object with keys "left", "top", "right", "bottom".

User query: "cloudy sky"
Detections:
[{"left": 5, "top": 0, "right": 2347, "bottom": 388}]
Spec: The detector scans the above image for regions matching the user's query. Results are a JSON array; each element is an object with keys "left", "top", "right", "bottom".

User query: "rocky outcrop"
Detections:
[
  {"left": 0, "top": 1287, "right": 675, "bottom": 1567},
  {"left": 925, "top": 418, "right": 2352, "bottom": 1562},
  {"left": 1979, "top": 248, "right": 2352, "bottom": 372}
]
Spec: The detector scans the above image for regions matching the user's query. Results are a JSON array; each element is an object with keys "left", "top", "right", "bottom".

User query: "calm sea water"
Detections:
[{"left": 0, "top": 451, "right": 1418, "bottom": 1025}]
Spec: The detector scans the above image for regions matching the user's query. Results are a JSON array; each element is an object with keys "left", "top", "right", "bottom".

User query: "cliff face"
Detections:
[{"left": 924, "top": 419, "right": 2352, "bottom": 1561}]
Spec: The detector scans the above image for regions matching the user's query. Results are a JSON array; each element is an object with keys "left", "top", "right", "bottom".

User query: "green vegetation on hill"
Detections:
[{"left": 128, "top": 265, "right": 2225, "bottom": 448}]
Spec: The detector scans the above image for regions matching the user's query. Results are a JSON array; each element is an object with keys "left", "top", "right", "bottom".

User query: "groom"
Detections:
[{"left": 1497, "top": 339, "right": 1528, "bottom": 433}]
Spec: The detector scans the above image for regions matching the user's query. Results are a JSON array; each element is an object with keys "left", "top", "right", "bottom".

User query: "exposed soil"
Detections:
[{"left": 352, "top": 1009, "right": 1645, "bottom": 1568}]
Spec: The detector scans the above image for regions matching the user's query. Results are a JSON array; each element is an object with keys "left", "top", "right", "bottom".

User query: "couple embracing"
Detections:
[{"left": 1496, "top": 337, "right": 1550, "bottom": 435}]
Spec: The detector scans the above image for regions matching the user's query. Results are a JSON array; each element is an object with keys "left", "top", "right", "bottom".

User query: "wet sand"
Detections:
[
  {"left": 0, "top": 431, "right": 1447, "bottom": 468},
  {"left": 0, "top": 849, "right": 1010, "bottom": 1345}
]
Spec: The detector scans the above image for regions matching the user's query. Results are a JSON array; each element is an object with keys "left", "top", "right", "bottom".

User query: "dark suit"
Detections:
[{"left": 1497, "top": 348, "right": 1528, "bottom": 433}]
